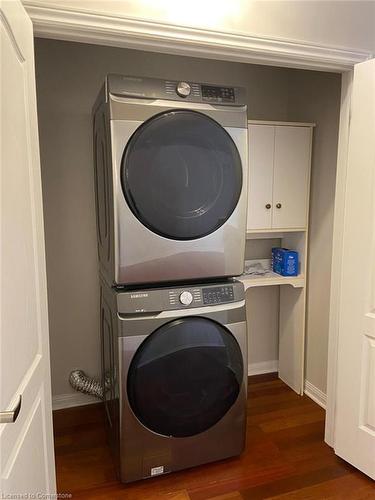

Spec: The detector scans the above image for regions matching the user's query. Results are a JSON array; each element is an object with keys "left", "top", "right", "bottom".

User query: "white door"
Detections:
[
  {"left": 334, "top": 58, "right": 375, "bottom": 479},
  {"left": 247, "top": 124, "right": 274, "bottom": 230},
  {"left": 0, "top": 0, "right": 56, "bottom": 495},
  {"left": 272, "top": 126, "right": 311, "bottom": 229}
]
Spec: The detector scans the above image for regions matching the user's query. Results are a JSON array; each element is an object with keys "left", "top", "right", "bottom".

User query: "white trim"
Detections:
[
  {"left": 304, "top": 380, "right": 327, "bottom": 409},
  {"left": 53, "top": 372, "right": 325, "bottom": 411},
  {"left": 52, "top": 393, "right": 100, "bottom": 411},
  {"left": 248, "top": 360, "right": 279, "bottom": 376},
  {"left": 55, "top": 364, "right": 280, "bottom": 410},
  {"left": 23, "top": 2, "right": 371, "bottom": 72}
]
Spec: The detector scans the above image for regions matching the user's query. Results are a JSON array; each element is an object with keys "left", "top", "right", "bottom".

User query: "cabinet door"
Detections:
[
  {"left": 247, "top": 125, "right": 275, "bottom": 230},
  {"left": 272, "top": 126, "right": 311, "bottom": 229}
]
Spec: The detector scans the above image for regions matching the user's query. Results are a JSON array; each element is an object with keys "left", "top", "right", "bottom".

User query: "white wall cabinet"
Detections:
[
  {"left": 243, "top": 120, "right": 313, "bottom": 395},
  {"left": 247, "top": 122, "right": 313, "bottom": 232}
]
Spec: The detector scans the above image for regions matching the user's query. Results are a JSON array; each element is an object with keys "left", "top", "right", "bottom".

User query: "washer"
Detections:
[
  {"left": 100, "top": 278, "right": 247, "bottom": 483},
  {"left": 93, "top": 75, "right": 248, "bottom": 286}
]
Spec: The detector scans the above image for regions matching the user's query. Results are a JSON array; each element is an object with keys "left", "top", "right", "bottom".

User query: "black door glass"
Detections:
[
  {"left": 121, "top": 110, "right": 242, "bottom": 240},
  {"left": 127, "top": 317, "right": 243, "bottom": 437}
]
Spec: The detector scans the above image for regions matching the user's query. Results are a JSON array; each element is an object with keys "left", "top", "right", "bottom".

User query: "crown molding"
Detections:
[{"left": 23, "top": 2, "right": 372, "bottom": 72}]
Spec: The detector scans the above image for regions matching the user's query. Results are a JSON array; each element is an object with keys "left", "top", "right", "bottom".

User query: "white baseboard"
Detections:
[
  {"left": 52, "top": 370, "right": 326, "bottom": 412},
  {"left": 52, "top": 393, "right": 100, "bottom": 411},
  {"left": 304, "top": 380, "right": 327, "bottom": 409},
  {"left": 248, "top": 360, "right": 279, "bottom": 376},
  {"left": 54, "top": 361, "right": 279, "bottom": 410}
]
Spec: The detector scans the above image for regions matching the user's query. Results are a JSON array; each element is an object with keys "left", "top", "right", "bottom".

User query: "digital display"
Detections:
[
  {"left": 203, "top": 286, "right": 234, "bottom": 305},
  {"left": 202, "top": 85, "right": 235, "bottom": 103}
]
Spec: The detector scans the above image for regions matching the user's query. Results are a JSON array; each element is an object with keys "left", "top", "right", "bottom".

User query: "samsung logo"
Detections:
[{"left": 130, "top": 293, "right": 148, "bottom": 299}]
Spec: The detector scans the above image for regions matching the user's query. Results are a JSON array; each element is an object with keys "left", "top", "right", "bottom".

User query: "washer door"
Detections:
[
  {"left": 121, "top": 110, "right": 243, "bottom": 240},
  {"left": 127, "top": 317, "right": 244, "bottom": 438}
]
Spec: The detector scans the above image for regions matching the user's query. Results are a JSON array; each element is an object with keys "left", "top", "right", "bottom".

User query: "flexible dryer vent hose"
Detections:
[{"left": 69, "top": 369, "right": 104, "bottom": 399}]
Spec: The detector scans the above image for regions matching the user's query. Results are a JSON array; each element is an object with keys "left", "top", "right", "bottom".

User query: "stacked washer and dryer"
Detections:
[{"left": 93, "top": 74, "right": 249, "bottom": 483}]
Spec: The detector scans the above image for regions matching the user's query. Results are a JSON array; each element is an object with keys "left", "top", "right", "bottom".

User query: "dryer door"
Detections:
[
  {"left": 127, "top": 316, "right": 244, "bottom": 437},
  {"left": 121, "top": 110, "right": 242, "bottom": 240}
]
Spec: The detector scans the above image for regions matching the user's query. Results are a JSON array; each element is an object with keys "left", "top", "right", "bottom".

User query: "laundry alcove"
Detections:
[{"left": 34, "top": 38, "right": 341, "bottom": 410}]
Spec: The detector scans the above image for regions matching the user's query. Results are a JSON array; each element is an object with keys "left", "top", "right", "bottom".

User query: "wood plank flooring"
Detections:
[{"left": 53, "top": 374, "right": 374, "bottom": 499}]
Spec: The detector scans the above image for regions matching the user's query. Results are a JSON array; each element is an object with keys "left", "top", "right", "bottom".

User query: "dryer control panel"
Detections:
[
  {"left": 107, "top": 74, "right": 246, "bottom": 106},
  {"left": 117, "top": 281, "right": 244, "bottom": 314}
]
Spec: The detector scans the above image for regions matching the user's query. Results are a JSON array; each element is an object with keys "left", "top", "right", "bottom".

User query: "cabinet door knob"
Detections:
[
  {"left": 276, "top": 203, "right": 282, "bottom": 209},
  {"left": 265, "top": 203, "right": 271, "bottom": 209}
]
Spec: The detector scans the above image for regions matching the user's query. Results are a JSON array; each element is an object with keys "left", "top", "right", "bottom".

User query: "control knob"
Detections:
[
  {"left": 176, "top": 81, "right": 191, "bottom": 98},
  {"left": 179, "top": 291, "right": 193, "bottom": 306}
]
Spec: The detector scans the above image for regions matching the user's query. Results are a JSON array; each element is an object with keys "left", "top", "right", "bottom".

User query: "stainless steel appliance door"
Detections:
[
  {"left": 120, "top": 110, "right": 243, "bottom": 240},
  {"left": 126, "top": 316, "right": 244, "bottom": 437}
]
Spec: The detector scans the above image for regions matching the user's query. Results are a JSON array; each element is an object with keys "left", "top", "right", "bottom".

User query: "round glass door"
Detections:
[
  {"left": 127, "top": 317, "right": 243, "bottom": 437},
  {"left": 121, "top": 110, "right": 242, "bottom": 240}
]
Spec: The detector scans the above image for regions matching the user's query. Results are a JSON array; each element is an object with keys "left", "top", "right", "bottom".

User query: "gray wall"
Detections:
[
  {"left": 245, "top": 239, "right": 281, "bottom": 370},
  {"left": 287, "top": 71, "right": 341, "bottom": 393},
  {"left": 34, "top": 39, "right": 340, "bottom": 398}
]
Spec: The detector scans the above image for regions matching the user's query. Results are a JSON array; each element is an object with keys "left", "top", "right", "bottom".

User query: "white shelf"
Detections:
[
  {"left": 247, "top": 120, "right": 316, "bottom": 128},
  {"left": 246, "top": 228, "right": 307, "bottom": 239},
  {"left": 238, "top": 259, "right": 305, "bottom": 290},
  {"left": 239, "top": 273, "right": 305, "bottom": 290}
]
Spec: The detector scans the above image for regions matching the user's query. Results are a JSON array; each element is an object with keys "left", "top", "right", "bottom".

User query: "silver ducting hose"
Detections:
[{"left": 69, "top": 369, "right": 105, "bottom": 399}]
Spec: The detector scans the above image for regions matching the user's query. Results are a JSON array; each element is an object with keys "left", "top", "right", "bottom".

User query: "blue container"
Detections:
[{"left": 272, "top": 248, "right": 299, "bottom": 277}]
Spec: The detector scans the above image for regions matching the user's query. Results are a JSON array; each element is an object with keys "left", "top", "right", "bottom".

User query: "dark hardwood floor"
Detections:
[{"left": 53, "top": 374, "right": 374, "bottom": 499}]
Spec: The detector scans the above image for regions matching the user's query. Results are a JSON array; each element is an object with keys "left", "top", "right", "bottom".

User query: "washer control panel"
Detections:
[
  {"left": 202, "top": 285, "right": 234, "bottom": 305},
  {"left": 117, "top": 281, "right": 244, "bottom": 314}
]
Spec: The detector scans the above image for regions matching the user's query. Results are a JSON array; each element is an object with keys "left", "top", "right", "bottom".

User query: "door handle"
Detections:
[
  {"left": 276, "top": 203, "right": 282, "bottom": 209},
  {"left": 0, "top": 395, "right": 22, "bottom": 424},
  {"left": 265, "top": 203, "right": 271, "bottom": 209}
]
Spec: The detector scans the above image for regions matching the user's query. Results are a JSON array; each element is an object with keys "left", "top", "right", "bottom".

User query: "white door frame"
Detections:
[
  {"left": 325, "top": 71, "right": 354, "bottom": 446},
  {"left": 22, "top": 1, "right": 372, "bottom": 450}
]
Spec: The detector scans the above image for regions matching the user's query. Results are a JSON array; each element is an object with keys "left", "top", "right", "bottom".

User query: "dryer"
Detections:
[
  {"left": 93, "top": 75, "right": 248, "bottom": 286},
  {"left": 100, "top": 278, "right": 247, "bottom": 483}
]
